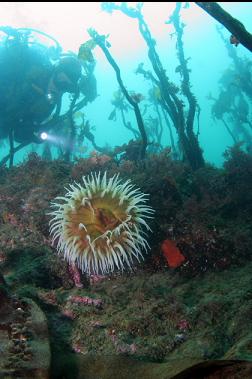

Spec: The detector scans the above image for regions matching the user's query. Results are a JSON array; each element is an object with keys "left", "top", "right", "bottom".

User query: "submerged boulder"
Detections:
[{"left": 0, "top": 288, "right": 51, "bottom": 379}]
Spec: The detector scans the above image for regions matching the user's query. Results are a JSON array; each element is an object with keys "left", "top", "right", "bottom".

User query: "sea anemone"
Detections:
[{"left": 49, "top": 171, "right": 154, "bottom": 275}]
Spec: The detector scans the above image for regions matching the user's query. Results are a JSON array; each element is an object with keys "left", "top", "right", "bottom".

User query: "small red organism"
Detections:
[
  {"left": 161, "top": 239, "right": 186, "bottom": 268},
  {"left": 177, "top": 319, "right": 190, "bottom": 331}
]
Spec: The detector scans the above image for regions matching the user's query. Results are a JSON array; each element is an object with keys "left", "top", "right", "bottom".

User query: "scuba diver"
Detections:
[{"left": 0, "top": 26, "right": 97, "bottom": 147}]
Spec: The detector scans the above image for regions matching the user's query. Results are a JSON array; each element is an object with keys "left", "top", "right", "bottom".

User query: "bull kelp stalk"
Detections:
[
  {"left": 162, "top": 106, "right": 178, "bottom": 158},
  {"left": 87, "top": 28, "right": 147, "bottom": 160},
  {"left": 110, "top": 90, "right": 140, "bottom": 139},
  {"left": 82, "top": 120, "right": 108, "bottom": 154},
  {"left": 153, "top": 99, "right": 164, "bottom": 147},
  {"left": 120, "top": 109, "right": 140, "bottom": 140},
  {"left": 169, "top": 3, "right": 204, "bottom": 168},
  {"left": 136, "top": 64, "right": 178, "bottom": 157},
  {"left": 217, "top": 26, "right": 252, "bottom": 102},
  {"left": 150, "top": 87, "right": 172, "bottom": 150},
  {"left": 195, "top": 2, "right": 252, "bottom": 53},
  {"left": 62, "top": 93, "right": 79, "bottom": 162},
  {"left": 211, "top": 27, "right": 252, "bottom": 148},
  {"left": 216, "top": 26, "right": 240, "bottom": 68},
  {"left": 102, "top": 3, "right": 204, "bottom": 170},
  {"left": 1, "top": 142, "right": 26, "bottom": 167}
]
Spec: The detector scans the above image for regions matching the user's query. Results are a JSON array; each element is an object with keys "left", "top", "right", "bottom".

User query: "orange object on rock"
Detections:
[{"left": 161, "top": 239, "right": 186, "bottom": 268}]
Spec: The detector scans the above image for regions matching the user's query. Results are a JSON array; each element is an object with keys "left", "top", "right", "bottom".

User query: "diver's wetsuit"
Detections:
[{"left": 0, "top": 42, "right": 58, "bottom": 143}]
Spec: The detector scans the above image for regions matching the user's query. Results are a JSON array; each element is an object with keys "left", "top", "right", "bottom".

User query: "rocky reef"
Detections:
[
  {"left": 0, "top": 146, "right": 252, "bottom": 378},
  {"left": 0, "top": 277, "right": 50, "bottom": 378}
]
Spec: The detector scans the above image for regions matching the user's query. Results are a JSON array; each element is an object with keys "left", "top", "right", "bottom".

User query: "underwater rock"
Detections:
[
  {"left": 170, "top": 359, "right": 252, "bottom": 379},
  {"left": 0, "top": 294, "right": 51, "bottom": 379}
]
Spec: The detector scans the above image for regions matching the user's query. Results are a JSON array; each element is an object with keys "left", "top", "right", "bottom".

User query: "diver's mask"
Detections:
[{"left": 53, "top": 71, "right": 79, "bottom": 93}]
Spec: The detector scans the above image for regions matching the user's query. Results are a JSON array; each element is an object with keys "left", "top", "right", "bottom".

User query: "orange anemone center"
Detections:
[{"left": 65, "top": 193, "right": 129, "bottom": 251}]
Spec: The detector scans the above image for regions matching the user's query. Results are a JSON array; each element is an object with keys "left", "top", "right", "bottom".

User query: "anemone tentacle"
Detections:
[{"left": 49, "top": 171, "right": 154, "bottom": 275}]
